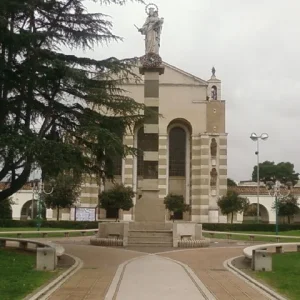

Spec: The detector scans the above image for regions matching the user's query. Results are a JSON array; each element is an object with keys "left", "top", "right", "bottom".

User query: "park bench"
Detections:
[
  {"left": 243, "top": 242, "right": 300, "bottom": 271},
  {"left": 0, "top": 237, "right": 65, "bottom": 271},
  {"left": 0, "top": 229, "right": 98, "bottom": 238}
]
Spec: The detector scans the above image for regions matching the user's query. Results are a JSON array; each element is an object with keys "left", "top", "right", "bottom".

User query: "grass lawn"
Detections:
[
  {"left": 0, "top": 249, "right": 58, "bottom": 300},
  {"left": 254, "top": 252, "right": 300, "bottom": 300},
  {"left": 203, "top": 230, "right": 300, "bottom": 242},
  {"left": 0, "top": 227, "right": 96, "bottom": 238}
]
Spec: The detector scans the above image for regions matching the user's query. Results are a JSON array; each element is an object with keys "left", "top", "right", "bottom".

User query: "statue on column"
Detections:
[{"left": 136, "top": 3, "right": 164, "bottom": 55}]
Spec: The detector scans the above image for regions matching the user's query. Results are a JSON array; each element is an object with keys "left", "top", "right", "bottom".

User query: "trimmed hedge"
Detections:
[
  {"left": 202, "top": 223, "right": 300, "bottom": 232},
  {"left": 0, "top": 219, "right": 98, "bottom": 229},
  {"left": 2, "top": 220, "right": 300, "bottom": 232}
]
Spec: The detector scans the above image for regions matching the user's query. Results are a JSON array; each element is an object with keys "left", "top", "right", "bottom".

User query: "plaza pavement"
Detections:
[{"left": 46, "top": 237, "right": 273, "bottom": 300}]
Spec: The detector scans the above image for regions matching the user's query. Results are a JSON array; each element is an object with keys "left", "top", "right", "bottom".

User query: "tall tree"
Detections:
[
  {"left": 0, "top": 197, "right": 13, "bottom": 219},
  {"left": 217, "top": 190, "right": 249, "bottom": 223},
  {"left": 43, "top": 172, "right": 82, "bottom": 221},
  {"left": 0, "top": 0, "right": 146, "bottom": 203},
  {"left": 272, "top": 195, "right": 299, "bottom": 224},
  {"left": 252, "top": 161, "right": 299, "bottom": 186},
  {"left": 227, "top": 178, "right": 237, "bottom": 187}
]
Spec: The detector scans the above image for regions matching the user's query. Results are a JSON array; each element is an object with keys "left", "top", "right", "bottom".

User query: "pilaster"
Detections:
[{"left": 134, "top": 65, "right": 165, "bottom": 222}]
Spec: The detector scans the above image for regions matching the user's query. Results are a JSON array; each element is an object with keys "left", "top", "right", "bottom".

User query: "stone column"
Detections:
[
  {"left": 123, "top": 133, "right": 134, "bottom": 221},
  {"left": 158, "top": 135, "right": 168, "bottom": 216},
  {"left": 191, "top": 135, "right": 210, "bottom": 222},
  {"left": 218, "top": 135, "right": 228, "bottom": 223},
  {"left": 134, "top": 66, "right": 165, "bottom": 222}
]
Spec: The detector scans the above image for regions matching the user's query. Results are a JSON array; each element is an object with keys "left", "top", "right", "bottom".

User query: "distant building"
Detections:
[{"left": 228, "top": 181, "right": 300, "bottom": 224}]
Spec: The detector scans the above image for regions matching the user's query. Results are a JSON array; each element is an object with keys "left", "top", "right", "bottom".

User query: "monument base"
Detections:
[
  {"left": 134, "top": 189, "right": 165, "bottom": 222},
  {"left": 90, "top": 221, "right": 210, "bottom": 248}
]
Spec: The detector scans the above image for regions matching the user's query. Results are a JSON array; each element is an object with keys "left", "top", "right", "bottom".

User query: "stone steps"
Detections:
[
  {"left": 129, "top": 230, "right": 172, "bottom": 238},
  {"left": 128, "top": 222, "right": 173, "bottom": 247},
  {"left": 127, "top": 241, "right": 173, "bottom": 247},
  {"left": 129, "top": 222, "right": 172, "bottom": 231},
  {"left": 128, "top": 236, "right": 173, "bottom": 244}
]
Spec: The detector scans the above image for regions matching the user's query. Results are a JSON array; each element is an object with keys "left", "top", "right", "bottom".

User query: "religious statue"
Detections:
[
  {"left": 210, "top": 168, "right": 218, "bottom": 187},
  {"left": 212, "top": 66, "right": 216, "bottom": 77},
  {"left": 136, "top": 3, "right": 164, "bottom": 55},
  {"left": 211, "top": 86, "right": 217, "bottom": 100}
]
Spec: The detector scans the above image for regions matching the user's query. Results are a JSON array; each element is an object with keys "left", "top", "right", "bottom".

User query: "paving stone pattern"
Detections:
[
  {"left": 160, "top": 247, "right": 271, "bottom": 300},
  {"left": 48, "top": 240, "right": 272, "bottom": 300}
]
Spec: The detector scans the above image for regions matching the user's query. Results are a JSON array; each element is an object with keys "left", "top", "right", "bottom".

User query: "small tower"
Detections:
[
  {"left": 205, "top": 66, "right": 227, "bottom": 223},
  {"left": 207, "top": 66, "right": 221, "bottom": 101}
]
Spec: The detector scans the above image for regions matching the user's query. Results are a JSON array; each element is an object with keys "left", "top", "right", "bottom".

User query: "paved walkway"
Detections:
[
  {"left": 114, "top": 255, "right": 209, "bottom": 300},
  {"left": 47, "top": 239, "right": 273, "bottom": 300},
  {"left": 161, "top": 247, "right": 271, "bottom": 300}
]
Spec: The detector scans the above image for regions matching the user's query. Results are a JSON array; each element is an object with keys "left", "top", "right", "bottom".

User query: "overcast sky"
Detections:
[{"left": 76, "top": 0, "right": 300, "bottom": 181}]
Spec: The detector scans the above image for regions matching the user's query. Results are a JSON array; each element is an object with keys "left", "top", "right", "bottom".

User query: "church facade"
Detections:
[{"left": 79, "top": 61, "right": 228, "bottom": 223}]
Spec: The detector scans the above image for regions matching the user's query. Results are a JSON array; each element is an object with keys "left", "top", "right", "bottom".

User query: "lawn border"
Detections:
[
  {"left": 25, "top": 253, "right": 83, "bottom": 300},
  {"left": 223, "top": 256, "right": 286, "bottom": 300}
]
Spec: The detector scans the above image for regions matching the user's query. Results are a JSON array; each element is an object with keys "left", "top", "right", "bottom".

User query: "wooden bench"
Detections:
[{"left": 0, "top": 237, "right": 65, "bottom": 271}]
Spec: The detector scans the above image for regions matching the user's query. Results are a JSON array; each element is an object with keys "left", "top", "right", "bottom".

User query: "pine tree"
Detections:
[{"left": 0, "top": 0, "right": 145, "bottom": 202}]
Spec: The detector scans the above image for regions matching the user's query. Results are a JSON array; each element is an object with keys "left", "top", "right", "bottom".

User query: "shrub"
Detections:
[
  {"left": 0, "top": 220, "right": 98, "bottom": 229},
  {"left": 164, "top": 194, "right": 189, "bottom": 215},
  {"left": 202, "top": 223, "right": 300, "bottom": 232},
  {"left": 99, "top": 184, "right": 134, "bottom": 220}
]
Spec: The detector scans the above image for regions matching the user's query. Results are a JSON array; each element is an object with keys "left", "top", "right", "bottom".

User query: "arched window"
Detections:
[
  {"left": 169, "top": 127, "right": 186, "bottom": 176},
  {"left": 210, "top": 138, "right": 217, "bottom": 157},
  {"left": 211, "top": 86, "right": 217, "bottom": 100}
]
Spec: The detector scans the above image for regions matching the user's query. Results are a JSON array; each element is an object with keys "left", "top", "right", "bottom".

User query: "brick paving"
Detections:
[
  {"left": 48, "top": 239, "right": 272, "bottom": 300},
  {"left": 48, "top": 244, "right": 144, "bottom": 300},
  {"left": 160, "top": 247, "right": 271, "bottom": 300}
]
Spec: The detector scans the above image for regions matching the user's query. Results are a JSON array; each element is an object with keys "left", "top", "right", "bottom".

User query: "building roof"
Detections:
[
  {"left": 0, "top": 182, "right": 32, "bottom": 191},
  {"left": 162, "top": 61, "right": 209, "bottom": 86},
  {"left": 230, "top": 186, "right": 300, "bottom": 196}
]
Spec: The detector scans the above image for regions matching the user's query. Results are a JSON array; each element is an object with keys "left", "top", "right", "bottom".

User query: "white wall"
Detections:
[
  {"left": 237, "top": 194, "right": 300, "bottom": 224},
  {"left": 9, "top": 189, "right": 53, "bottom": 220},
  {"left": 11, "top": 190, "right": 34, "bottom": 219}
]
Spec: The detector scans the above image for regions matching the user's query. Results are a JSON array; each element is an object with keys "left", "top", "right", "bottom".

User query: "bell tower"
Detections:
[{"left": 206, "top": 67, "right": 227, "bottom": 223}]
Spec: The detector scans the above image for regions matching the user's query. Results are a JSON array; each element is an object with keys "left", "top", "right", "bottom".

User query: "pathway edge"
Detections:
[
  {"left": 104, "top": 255, "right": 149, "bottom": 300},
  {"left": 224, "top": 256, "right": 286, "bottom": 300},
  {"left": 26, "top": 254, "right": 83, "bottom": 300},
  {"left": 159, "top": 254, "right": 216, "bottom": 300}
]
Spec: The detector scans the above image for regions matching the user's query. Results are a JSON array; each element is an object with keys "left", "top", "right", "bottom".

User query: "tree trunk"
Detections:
[
  {"left": 288, "top": 215, "right": 291, "bottom": 224},
  {"left": 231, "top": 212, "right": 234, "bottom": 224},
  {"left": 57, "top": 206, "right": 60, "bottom": 221}
]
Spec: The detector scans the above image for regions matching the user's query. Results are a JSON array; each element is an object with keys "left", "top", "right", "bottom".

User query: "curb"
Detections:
[
  {"left": 26, "top": 254, "right": 83, "bottom": 300},
  {"left": 223, "top": 256, "right": 287, "bottom": 300}
]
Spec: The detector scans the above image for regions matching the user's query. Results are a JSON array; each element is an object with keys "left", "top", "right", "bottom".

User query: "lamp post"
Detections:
[
  {"left": 31, "top": 178, "right": 54, "bottom": 230},
  {"left": 250, "top": 133, "right": 269, "bottom": 223},
  {"left": 266, "top": 180, "right": 291, "bottom": 235}
]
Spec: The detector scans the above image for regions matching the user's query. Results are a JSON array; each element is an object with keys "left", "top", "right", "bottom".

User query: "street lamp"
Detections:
[
  {"left": 250, "top": 132, "right": 269, "bottom": 223},
  {"left": 31, "top": 178, "right": 54, "bottom": 230},
  {"left": 266, "top": 180, "right": 291, "bottom": 235}
]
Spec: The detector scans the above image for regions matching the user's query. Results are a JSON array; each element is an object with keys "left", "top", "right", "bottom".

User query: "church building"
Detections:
[{"left": 79, "top": 61, "right": 228, "bottom": 223}]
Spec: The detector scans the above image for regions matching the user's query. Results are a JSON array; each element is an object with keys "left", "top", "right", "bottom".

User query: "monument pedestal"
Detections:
[{"left": 135, "top": 189, "right": 165, "bottom": 222}]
